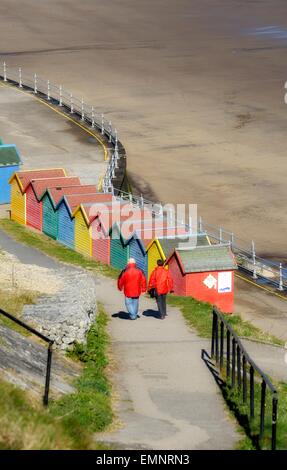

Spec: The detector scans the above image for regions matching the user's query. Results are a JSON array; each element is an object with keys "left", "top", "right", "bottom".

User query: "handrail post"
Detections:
[
  {"left": 3, "top": 61, "right": 7, "bottom": 81},
  {"left": 47, "top": 80, "right": 51, "bottom": 100},
  {"left": 237, "top": 345, "right": 241, "bottom": 390},
  {"left": 199, "top": 216, "right": 203, "bottom": 233},
  {"left": 70, "top": 93, "right": 74, "bottom": 114},
  {"left": 226, "top": 329, "right": 231, "bottom": 379},
  {"left": 232, "top": 338, "right": 236, "bottom": 388},
  {"left": 219, "top": 227, "right": 222, "bottom": 244},
  {"left": 109, "top": 121, "right": 112, "bottom": 143},
  {"left": 101, "top": 114, "right": 105, "bottom": 135},
  {"left": 81, "top": 98, "right": 85, "bottom": 121},
  {"left": 59, "top": 85, "right": 63, "bottom": 106},
  {"left": 34, "top": 73, "right": 37, "bottom": 94},
  {"left": 18, "top": 67, "right": 22, "bottom": 88},
  {"left": 271, "top": 395, "right": 278, "bottom": 451},
  {"left": 215, "top": 313, "right": 219, "bottom": 366},
  {"left": 43, "top": 342, "right": 53, "bottom": 406},
  {"left": 242, "top": 355, "right": 247, "bottom": 403},
  {"left": 211, "top": 309, "right": 216, "bottom": 358},
  {"left": 91, "top": 106, "right": 95, "bottom": 128},
  {"left": 278, "top": 263, "right": 284, "bottom": 291},
  {"left": 252, "top": 240, "right": 258, "bottom": 279},
  {"left": 250, "top": 366, "right": 255, "bottom": 420},
  {"left": 259, "top": 380, "right": 267, "bottom": 443},
  {"left": 220, "top": 321, "right": 224, "bottom": 371}
]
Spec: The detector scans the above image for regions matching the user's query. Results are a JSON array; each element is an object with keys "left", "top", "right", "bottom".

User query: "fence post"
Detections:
[
  {"left": 59, "top": 85, "right": 63, "bottom": 106},
  {"left": 211, "top": 309, "right": 216, "bottom": 358},
  {"left": 43, "top": 342, "right": 53, "bottom": 406},
  {"left": 219, "top": 227, "right": 223, "bottom": 244},
  {"left": 91, "top": 106, "right": 95, "bottom": 128},
  {"left": 250, "top": 366, "right": 255, "bottom": 419},
  {"left": 101, "top": 114, "right": 105, "bottom": 135},
  {"left": 259, "top": 380, "right": 266, "bottom": 443},
  {"left": 109, "top": 121, "right": 112, "bottom": 143},
  {"left": 271, "top": 395, "right": 278, "bottom": 451},
  {"left": 220, "top": 321, "right": 224, "bottom": 371},
  {"left": 34, "top": 73, "right": 37, "bottom": 94},
  {"left": 278, "top": 263, "right": 284, "bottom": 291},
  {"left": 226, "top": 329, "right": 231, "bottom": 379},
  {"left": 199, "top": 216, "right": 203, "bottom": 233},
  {"left": 18, "top": 67, "right": 22, "bottom": 88},
  {"left": 70, "top": 93, "right": 74, "bottom": 114},
  {"left": 252, "top": 240, "right": 258, "bottom": 279},
  {"left": 237, "top": 345, "right": 241, "bottom": 389},
  {"left": 47, "top": 80, "right": 51, "bottom": 101},
  {"left": 230, "top": 232, "right": 234, "bottom": 249},
  {"left": 232, "top": 338, "right": 236, "bottom": 388},
  {"left": 242, "top": 355, "right": 247, "bottom": 403},
  {"left": 3, "top": 62, "right": 7, "bottom": 81},
  {"left": 81, "top": 98, "right": 85, "bottom": 121}
]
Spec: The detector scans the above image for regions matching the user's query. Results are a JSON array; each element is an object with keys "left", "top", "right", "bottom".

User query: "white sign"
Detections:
[
  {"left": 203, "top": 274, "right": 217, "bottom": 289},
  {"left": 218, "top": 271, "right": 232, "bottom": 293}
]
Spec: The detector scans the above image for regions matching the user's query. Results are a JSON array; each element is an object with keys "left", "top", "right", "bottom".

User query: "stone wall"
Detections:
[{"left": 23, "top": 270, "right": 97, "bottom": 350}]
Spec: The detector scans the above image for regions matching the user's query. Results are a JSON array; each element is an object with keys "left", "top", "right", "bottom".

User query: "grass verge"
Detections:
[
  {"left": 222, "top": 376, "right": 287, "bottom": 450},
  {"left": 0, "top": 219, "right": 119, "bottom": 279},
  {"left": 0, "top": 287, "right": 37, "bottom": 335},
  {"left": 0, "top": 303, "right": 113, "bottom": 449},
  {"left": 167, "top": 295, "right": 284, "bottom": 346}
]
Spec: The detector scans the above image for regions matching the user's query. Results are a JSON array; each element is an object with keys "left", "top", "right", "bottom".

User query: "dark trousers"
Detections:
[{"left": 156, "top": 294, "right": 167, "bottom": 318}]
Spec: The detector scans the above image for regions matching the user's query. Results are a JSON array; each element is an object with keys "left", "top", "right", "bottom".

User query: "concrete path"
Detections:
[{"left": 95, "top": 275, "right": 239, "bottom": 450}]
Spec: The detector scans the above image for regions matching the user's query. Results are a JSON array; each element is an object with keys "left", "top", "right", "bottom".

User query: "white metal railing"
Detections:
[
  {"left": 1, "top": 61, "right": 118, "bottom": 192},
  {"left": 1, "top": 62, "right": 286, "bottom": 292}
]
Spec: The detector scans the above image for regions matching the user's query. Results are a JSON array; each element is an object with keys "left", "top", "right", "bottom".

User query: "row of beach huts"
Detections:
[{"left": 3, "top": 163, "right": 237, "bottom": 313}]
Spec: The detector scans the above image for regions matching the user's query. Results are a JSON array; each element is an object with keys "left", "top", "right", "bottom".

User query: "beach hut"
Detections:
[
  {"left": 0, "top": 145, "right": 22, "bottom": 204},
  {"left": 166, "top": 245, "right": 237, "bottom": 313},
  {"left": 26, "top": 178, "right": 90, "bottom": 231},
  {"left": 56, "top": 191, "right": 105, "bottom": 249},
  {"left": 72, "top": 197, "right": 115, "bottom": 258},
  {"left": 41, "top": 177, "right": 81, "bottom": 239},
  {"left": 146, "top": 233, "right": 210, "bottom": 281},
  {"left": 127, "top": 233, "right": 147, "bottom": 276},
  {"left": 91, "top": 214, "right": 111, "bottom": 265},
  {"left": 109, "top": 222, "right": 130, "bottom": 271},
  {"left": 9, "top": 168, "right": 66, "bottom": 225}
]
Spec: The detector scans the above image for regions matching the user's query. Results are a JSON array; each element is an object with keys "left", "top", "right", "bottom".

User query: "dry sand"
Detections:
[{"left": 0, "top": 0, "right": 286, "bottom": 256}]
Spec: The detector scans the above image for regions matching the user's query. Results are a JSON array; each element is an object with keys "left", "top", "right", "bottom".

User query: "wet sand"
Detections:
[{"left": 0, "top": 0, "right": 286, "bottom": 254}]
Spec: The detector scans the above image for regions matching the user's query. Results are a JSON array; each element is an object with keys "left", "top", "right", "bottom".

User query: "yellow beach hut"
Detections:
[{"left": 9, "top": 168, "right": 66, "bottom": 225}]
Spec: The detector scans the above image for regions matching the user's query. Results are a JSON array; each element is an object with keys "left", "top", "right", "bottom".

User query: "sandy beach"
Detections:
[{"left": 0, "top": 0, "right": 286, "bottom": 256}]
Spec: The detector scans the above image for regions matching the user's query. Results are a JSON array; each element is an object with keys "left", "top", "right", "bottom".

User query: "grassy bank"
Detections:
[
  {"left": 168, "top": 295, "right": 284, "bottom": 346},
  {"left": 0, "top": 219, "right": 119, "bottom": 279},
  {"left": 0, "top": 303, "right": 113, "bottom": 450},
  {"left": 224, "top": 377, "right": 287, "bottom": 450},
  {"left": 0, "top": 287, "right": 37, "bottom": 335}
]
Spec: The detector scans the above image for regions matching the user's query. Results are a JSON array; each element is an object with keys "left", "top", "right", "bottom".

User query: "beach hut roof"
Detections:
[
  {"left": 9, "top": 168, "right": 66, "bottom": 192},
  {"left": 29, "top": 177, "right": 81, "bottom": 200},
  {"left": 0, "top": 145, "right": 22, "bottom": 167},
  {"left": 167, "top": 245, "right": 238, "bottom": 274}
]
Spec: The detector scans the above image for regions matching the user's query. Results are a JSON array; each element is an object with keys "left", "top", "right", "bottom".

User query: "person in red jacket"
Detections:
[
  {"left": 148, "top": 259, "right": 174, "bottom": 319},
  {"left": 118, "top": 258, "right": 147, "bottom": 320}
]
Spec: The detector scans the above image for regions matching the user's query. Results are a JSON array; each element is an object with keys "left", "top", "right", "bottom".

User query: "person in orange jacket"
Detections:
[
  {"left": 118, "top": 258, "right": 147, "bottom": 320},
  {"left": 148, "top": 259, "right": 174, "bottom": 319}
]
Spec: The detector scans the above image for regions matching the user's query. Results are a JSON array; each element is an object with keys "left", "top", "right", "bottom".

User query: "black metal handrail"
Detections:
[
  {"left": 211, "top": 307, "right": 278, "bottom": 450},
  {"left": 0, "top": 308, "right": 54, "bottom": 405}
]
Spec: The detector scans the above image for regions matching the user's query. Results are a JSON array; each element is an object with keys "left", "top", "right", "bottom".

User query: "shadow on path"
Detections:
[{"left": 142, "top": 309, "right": 161, "bottom": 319}]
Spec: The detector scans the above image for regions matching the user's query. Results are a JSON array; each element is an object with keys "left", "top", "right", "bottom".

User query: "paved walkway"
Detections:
[{"left": 96, "top": 275, "right": 239, "bottom": 450}]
